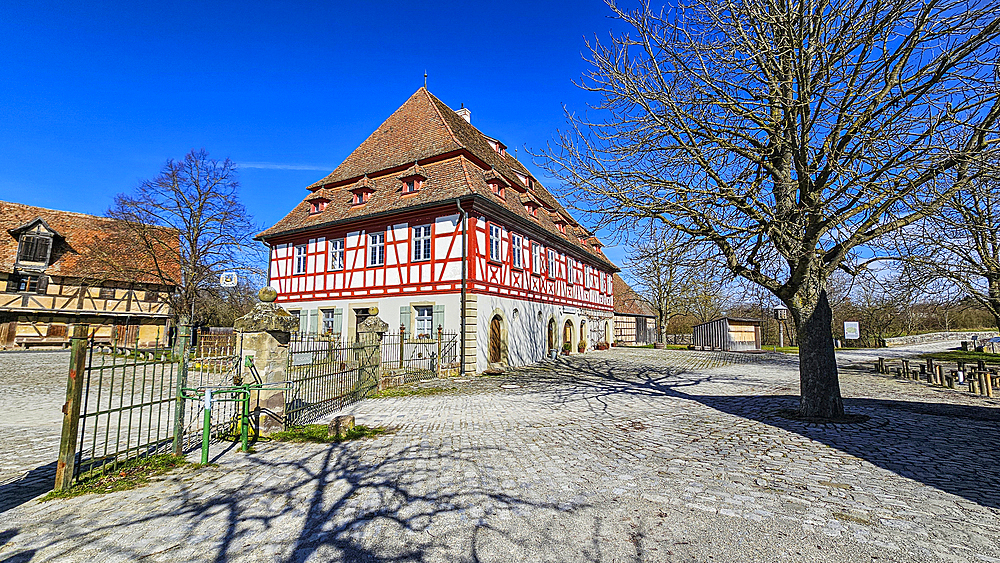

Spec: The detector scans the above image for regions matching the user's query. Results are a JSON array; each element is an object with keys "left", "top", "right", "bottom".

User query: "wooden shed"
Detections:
[{"left": 692, "top": 317, "right": 762, "bottom": 352}]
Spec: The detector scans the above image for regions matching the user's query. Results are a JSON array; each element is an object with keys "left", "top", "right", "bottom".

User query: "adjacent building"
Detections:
[
  {"left": 0, "top": 201, "right": 176, "bottom": 349},
  {"left": 612, "top": 274, "right": 657, "bottom": 345},
  {"left": 258, "top": 88, "right": 619, "bottom": 374}
]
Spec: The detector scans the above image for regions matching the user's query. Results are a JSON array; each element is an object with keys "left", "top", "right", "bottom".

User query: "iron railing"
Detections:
[
  {"left": 63, "top": 326, "right": 240, "bottom": 486},
  {"left": 285, "top": 332, "right": 376, "bottom": 426},
  {"left": 380, "top": 329, "right": 459, "bottom": 383}
]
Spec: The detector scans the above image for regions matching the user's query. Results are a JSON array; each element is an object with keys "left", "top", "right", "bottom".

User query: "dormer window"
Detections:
[
  {"left": 351, "top": 188, "right": 373, "bottom": 205},
  {"left": 483, "top": 169, "right": 508, "bottom": 200},
  {"left": 349, "top": 175, "right": 377, "bottom": 206},
  {"left": 308, "top": 200, "right": 328, "bottom": 214},
  {"left": 399, "top": 162, "right": 427, "bottom": 196},
  {"left": 10, "top": 218, "right": 58, "bottom": 270},
  {"left": 18, "top": 235, "right": 51, "bottom": 264},
  {"left": 403, "top": 179, "right": 421, "bottom": 194}
]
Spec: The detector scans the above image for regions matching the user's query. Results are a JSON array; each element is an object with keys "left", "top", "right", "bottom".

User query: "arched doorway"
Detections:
[
  {"left": 547, "top": 318, "right": 556, "bottom": 355},
  {"left": 489, "top": 315, "right": 503, "bottom": 363},
  {"left": 563, "top": 320, "right": 573, "bottom": 352}
]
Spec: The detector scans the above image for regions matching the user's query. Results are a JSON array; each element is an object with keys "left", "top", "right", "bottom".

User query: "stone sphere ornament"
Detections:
[
  {"left": 369, "top": 306, "right": 379, "bottom": 316},
  {"left": 258, "top": 286, "right": 278, "bottom": 303}
]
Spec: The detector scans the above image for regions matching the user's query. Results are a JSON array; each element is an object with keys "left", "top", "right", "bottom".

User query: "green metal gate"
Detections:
[{"left": 55, "top": 324, "right": 240, "bottom": 490}]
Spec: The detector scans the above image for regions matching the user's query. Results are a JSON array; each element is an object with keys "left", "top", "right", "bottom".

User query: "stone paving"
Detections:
[{"left": 0, "top": 347, "right": 999, "bottom": 562}]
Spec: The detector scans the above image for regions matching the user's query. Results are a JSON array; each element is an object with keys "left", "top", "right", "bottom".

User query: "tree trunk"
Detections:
[{"left": 792, "top": 286, "right": 844, "bottom": 419}]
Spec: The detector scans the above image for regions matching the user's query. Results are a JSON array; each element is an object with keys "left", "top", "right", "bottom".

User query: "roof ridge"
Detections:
[{"left": 423, "top": 88, "right": 462, "bottom": 147}]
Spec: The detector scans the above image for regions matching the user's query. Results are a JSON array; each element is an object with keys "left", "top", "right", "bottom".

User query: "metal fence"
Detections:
[
  {"left": 285, "top": 332, "right": 376, "bottom": 426},
  {"left": 58, "top": 325, "right": 240, "bottom": 489},
  {"left": 380, "top": 329, "right": 459, "bottom": 383}
]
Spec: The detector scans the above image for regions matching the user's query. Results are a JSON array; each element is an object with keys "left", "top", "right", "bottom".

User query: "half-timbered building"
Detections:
[
  {"left": 0, "top": 201, "right": 176, "bottom": 349},
  {"left": 258, "top": 88, "right": 619, "bottom": 374}
]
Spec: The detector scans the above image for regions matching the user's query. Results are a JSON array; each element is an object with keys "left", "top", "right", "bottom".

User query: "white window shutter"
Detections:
[
  {"left": 399, "top": 306, "right": 411, "bottom": 333},
  {"left": 432, "top": 304, "right": 445, "bottom": 331}
]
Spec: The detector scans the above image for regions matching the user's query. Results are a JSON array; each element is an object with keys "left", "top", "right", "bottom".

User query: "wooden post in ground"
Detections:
[
  {"left": 172, "top": 324, "right": 192, "bottom": 455},
  {"left": 55, "top": 324, "right": 89, "bottom": 492},
  {"left": 902, "top": 360, "right": 910, "bottom": 378}
]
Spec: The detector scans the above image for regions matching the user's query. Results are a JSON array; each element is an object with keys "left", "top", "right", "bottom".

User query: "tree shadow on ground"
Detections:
[
  {"left": 517, "top": 355, "right": 1000, "bottom": 510},
  {"left": 0, "top": 463, "right": 55, "bottom": 515},
  {"left": 0, "top": 438, "right": 617, "bottom": 562}
]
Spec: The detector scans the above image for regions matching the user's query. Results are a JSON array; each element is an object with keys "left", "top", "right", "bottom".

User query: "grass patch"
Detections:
[
  {"left": 371, "top": 385, "right": 451, "bottom": 398},
  {"left": 764, "top": 346, "right": 799, "bottom": 354},
  {"left": 43, "top": 454, "right": 189, "bottom": 500},
  {"left": 270, "top": 424, "right": 388, "bottom": 444},
  {"left": 919, "top": 350, "right": 1000, "bottom": 364}
]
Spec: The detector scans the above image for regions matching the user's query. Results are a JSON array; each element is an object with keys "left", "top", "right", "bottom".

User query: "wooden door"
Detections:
[{"left": 489, "top": 315, "right": 502, "bottom": 363}]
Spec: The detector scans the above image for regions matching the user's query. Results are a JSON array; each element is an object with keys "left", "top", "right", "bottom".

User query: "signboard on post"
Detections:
[
  {"left": 844, "top": 321, "right": 860, "bottom": 340},
  {"left": 219, "top": 271, "right": 238, "bottom": 288}
]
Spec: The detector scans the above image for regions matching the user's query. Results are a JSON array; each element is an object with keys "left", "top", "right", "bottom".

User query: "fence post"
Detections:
[
  {"left": 399, "top": 325, "right": 405, "bottom": 369},
  {"left": 436, "top": 325, "right": 443, "bottom": 377},
  {"left": 172, "top": 324, "right": 192, "bottom": 456},
  {"left": 54, "top": 324, "right": 90, "bottom": 491}
]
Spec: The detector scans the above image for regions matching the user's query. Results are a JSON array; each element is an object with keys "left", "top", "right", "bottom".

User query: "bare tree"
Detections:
[
  {"left": 896, "top": 173, "right": 1000, "bottom": 331},
  {"left": 625, "top": 228, "right": 700, "bottom": 341},
  {"left": 101, "top": 149, "right": 259, "bottom": 324},
  {"left": 540, "top": 0, "right": 1000, "bottom": 418}
]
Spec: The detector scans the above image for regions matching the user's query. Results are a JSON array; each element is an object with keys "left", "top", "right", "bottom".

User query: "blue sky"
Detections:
[{"left": 0, "top": 0, "right": 628, "bottom": 266}]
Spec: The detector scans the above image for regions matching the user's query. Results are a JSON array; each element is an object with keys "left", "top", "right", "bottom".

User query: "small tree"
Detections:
[
  {"left": 896, "top": 173, "right": 1000, "bottom": 332},
  {"left": 541, "top": 0, "right": 1000, "bottom": 418},
  {"left": 102, "top": 149, "right": 258, "bottom": 324},
  {"left": 625, "top": 228, "right": 700, "bottom": 342}
]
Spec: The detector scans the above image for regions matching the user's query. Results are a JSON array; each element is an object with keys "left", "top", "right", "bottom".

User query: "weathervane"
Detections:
[{"left": 424, "top": 71, "right": 427, "bottom": 88}]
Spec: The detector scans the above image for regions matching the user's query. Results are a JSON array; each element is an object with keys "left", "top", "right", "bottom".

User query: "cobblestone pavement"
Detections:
[
  {"left": 0, "top": 351, "right": 68, "bottom": 511},
  {"left": 1, "top": 347, "right": 999, "bottom": 562}
]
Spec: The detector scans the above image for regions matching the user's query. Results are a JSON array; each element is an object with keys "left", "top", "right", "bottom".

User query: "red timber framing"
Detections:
[
  {"left": 267, "top": 199, "right": 615, "bottom": 312},
  {"left": 269, "top": 204, "right": 465, "bottom": 303}
]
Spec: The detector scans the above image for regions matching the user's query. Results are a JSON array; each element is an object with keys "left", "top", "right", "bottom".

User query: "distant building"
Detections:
[
  {"left": 0, "top": 201, "right": 176, "bottom": 349},
  {"left": 692, "top": 317, "right": 762, "bottom": 351},
  {"left": 258, "top": 88, "right": 620, "bottom": 373},
  {"left": 612, "top": 274, "right": 656, "bottom": 345}
]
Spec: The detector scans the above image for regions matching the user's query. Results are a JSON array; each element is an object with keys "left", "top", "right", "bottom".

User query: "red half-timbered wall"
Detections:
[{"left": 269, "top": 204, "right": 615, "bottom": 312}]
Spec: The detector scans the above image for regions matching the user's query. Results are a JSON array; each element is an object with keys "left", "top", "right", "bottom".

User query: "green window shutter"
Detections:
[
  {"left": 298, "top": 312, "right": 308, "bottom": 333},
  {"left": 332, "top": 308, "right": 343, "bottom": 334},
  {"left": 433, "top": 304, "right": 445, "bottom": 332},
  {"left": 399, "top": 306, "right": 411, "bottom": 333},
  {"left": 309, "top": 310, "right": 319, "bottom": 334}
]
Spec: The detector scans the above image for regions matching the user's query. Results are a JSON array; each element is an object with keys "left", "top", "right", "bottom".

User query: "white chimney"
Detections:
[{"left": 455, "top": 104, "right": 471, "bottom": 123}]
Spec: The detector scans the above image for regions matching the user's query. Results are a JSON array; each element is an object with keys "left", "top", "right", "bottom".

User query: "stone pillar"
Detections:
[
  {"left": 233, "top": 287, "right": 298, "bottom": 434},
  {"left": 462, "top": 293, "right": 478, "bottom": 375},
  {"left": 354, "top": 307, "right": 388, "bottom": 387}
]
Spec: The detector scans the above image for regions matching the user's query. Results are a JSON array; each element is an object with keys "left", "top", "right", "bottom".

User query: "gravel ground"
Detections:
[{"left": 0, "top": 344, "right": 997, "bottom": 562}]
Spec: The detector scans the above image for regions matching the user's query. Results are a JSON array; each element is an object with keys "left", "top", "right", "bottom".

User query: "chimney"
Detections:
[{"left": 455, "top": 103, "right": 471, "bottom": 123}]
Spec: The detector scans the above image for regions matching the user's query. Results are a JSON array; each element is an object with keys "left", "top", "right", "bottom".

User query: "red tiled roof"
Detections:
[
  {"left": 259, "top": 87, "right": 617, "bottom": 271},
  {"left": 613, "top": 274, "right": 655, "bottom": 317},
  {"left": 0, "top": 200, "right": 179, "bottom": 285}
]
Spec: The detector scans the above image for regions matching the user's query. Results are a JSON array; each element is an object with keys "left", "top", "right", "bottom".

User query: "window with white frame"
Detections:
[
  {"left": 412, "top": 225, "right": 432, "bottom": 261},
  {"left": 567, "top": 257, "right": 575, "bottom": 284},
  {"left": 547, "top": 248, "right": 556, "bottom": 278},
  {"left": 511, "top": 233, "right": 523, "bottom": 268},
  {"left": 489, "top": 224, "right": 502, "bottom": 262},
  {"left": 532, "top": 242, "right": 542, "bottom": 274},
  {"left": 368, "top": 232, "right": 385, "bottom": 266},
  {"left": 294, "top": 244, "right": 308, "bottom": 274},
  {"left": 415, "top": 306, "right": 433, "bottom": 336},
  {"left": 328, "top": 238, "right": 344, "bottom": 271}
]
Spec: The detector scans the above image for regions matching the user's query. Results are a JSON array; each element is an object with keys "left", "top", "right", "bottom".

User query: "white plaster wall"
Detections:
[
  {"left": 474, "top": 294, "right": 611, "bottom": 373},
  {"left": 284, "top": 293, "right": 464, "bottom": 342}
]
